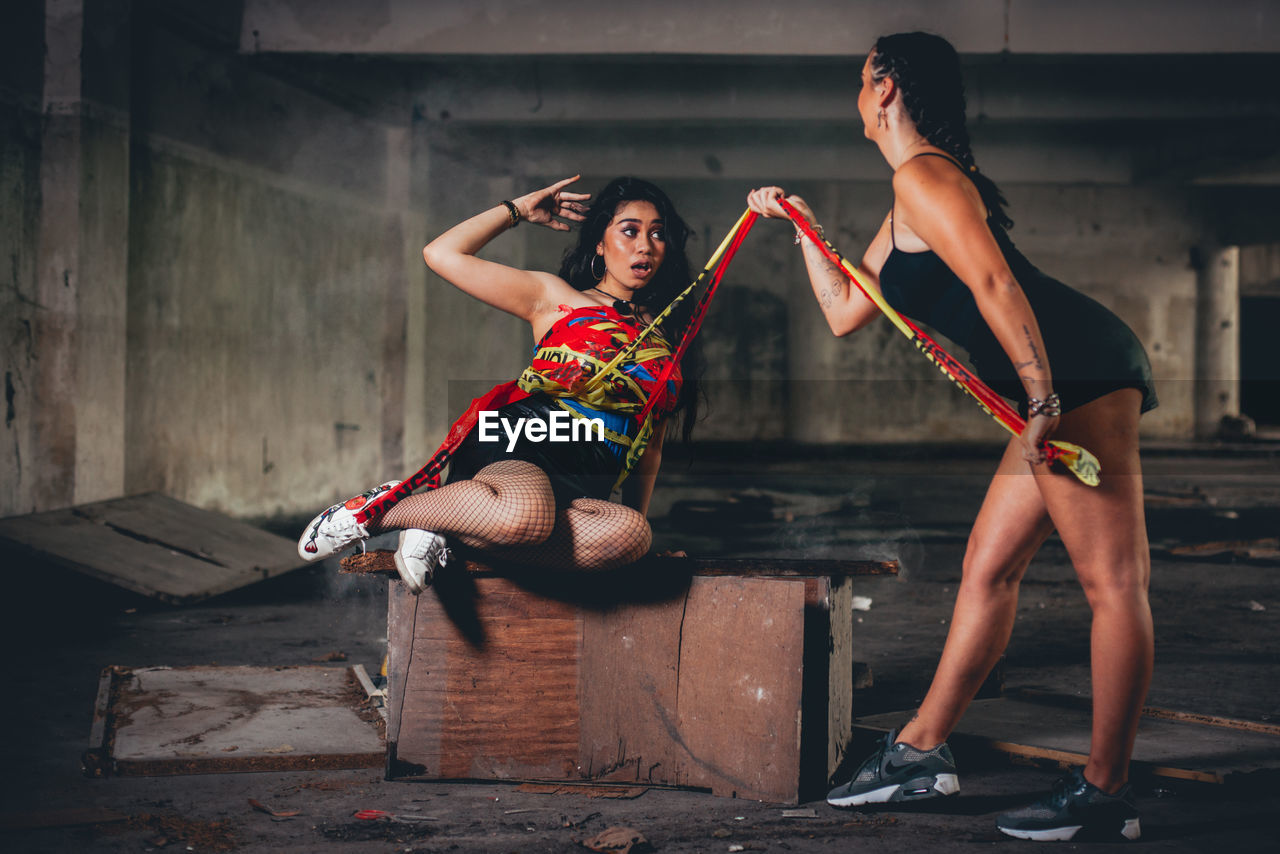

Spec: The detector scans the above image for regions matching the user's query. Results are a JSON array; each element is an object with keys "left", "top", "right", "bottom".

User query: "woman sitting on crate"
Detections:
[{"left": 298, "top": 175, "right": 701, "bottom": 592}]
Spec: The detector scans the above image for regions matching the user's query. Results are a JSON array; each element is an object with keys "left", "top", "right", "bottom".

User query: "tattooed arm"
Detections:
[
  {"left": 746, "top": 187, "right": 886, "bottom": 336},
  {"left": 891, "top": 157, "right": 1058, "bottom": 461}
]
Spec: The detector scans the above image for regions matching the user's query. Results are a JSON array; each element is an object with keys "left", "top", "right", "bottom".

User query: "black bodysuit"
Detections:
[{"left": 878, "top": 153, "right": 1157, "bottom": 415}]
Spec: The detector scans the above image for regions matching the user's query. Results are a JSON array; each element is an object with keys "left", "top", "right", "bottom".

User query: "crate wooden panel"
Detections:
[
  {"left": 385, "top": 561, "right": 872, "bottom": 803},
  {"left": 387, "top": 580, "right": 582, "bottom": 781}
]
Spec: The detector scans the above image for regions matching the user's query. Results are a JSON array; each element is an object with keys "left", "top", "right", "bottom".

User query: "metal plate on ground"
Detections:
[
  {"left": 0, "top": 492, "right": 303, "bottom": 603},
  {"left": 84, "top": 665, "right": 385, "bottom": 777},
  {"left": 857, "top": 695, "right": 1280, "bottom": 784}
]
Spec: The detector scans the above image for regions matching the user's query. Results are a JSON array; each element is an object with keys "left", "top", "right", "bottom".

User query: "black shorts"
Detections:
[
  {"left": 445, "top": 394, "right": 625, "bottom": 509},
  {"left": 970, "top": 276, "right": 1159, "bottom": 416}
]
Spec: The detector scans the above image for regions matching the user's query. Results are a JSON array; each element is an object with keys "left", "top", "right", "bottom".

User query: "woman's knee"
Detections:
[
  {"left": 1077, "top": 561, "right": 1151, "bottom": 609},
  {"left": 961, "top": 542, "right": 1029, "bottom": 593},
  {"left": 493, "top": 498, "right": 556, "bottom": 545},
  {"left": 615, "top": 522, "right": 652, "bottom": 565},
  {"left": 568, "top": 503, "right": 651, "bottom": 568},
  {"left": 473, "top": 461, "right": 556, "bottom": 545}
]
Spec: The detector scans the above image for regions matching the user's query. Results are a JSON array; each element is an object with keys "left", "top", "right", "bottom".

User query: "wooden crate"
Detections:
[{"left": 385, "top": 557, "right": 892, "bottom": 803}]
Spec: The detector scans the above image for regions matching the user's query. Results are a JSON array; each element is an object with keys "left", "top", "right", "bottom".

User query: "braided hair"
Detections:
[
  {"left": 871, "top": 32, "right": 1013, "bottom": 229},
  {"left": 559, "top": 177, "right": 702, "bottom": 442}
]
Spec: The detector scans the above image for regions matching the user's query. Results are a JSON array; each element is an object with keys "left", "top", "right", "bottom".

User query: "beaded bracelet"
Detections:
[
  {"left": 1027, "top": 392, "right": 1061, "bottom": 418},
  {"left": 500, "top": 200, "right": 522, "bottom": 228}
]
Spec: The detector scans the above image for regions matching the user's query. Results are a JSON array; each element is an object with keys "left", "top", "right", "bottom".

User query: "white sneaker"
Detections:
[
  {"left": 298, "top": 481, "right": 401, "bottom": 561},
  {"left": 394, "top": 529, "right": 450, "bottom": 594}
]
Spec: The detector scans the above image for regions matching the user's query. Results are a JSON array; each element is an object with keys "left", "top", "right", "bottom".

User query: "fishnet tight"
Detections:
[{"left": 372, "top": 460, "right": 650, "bottom": 571}]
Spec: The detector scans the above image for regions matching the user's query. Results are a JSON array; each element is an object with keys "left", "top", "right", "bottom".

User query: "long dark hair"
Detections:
[
  {"left": 558, "top": 176, "right": 702, "bottom": 442},
  {"left": 871, "top": 32, "right": 1013, "bottom": 230}
]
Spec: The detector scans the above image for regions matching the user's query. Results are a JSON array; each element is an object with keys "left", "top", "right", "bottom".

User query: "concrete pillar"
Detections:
[
  {"left": 31, "top": 0, "right": 84, "bottom": 510},
  {"left": 74, "top": 0, "right": 131, "bottom": 505},
  {"left": 378, "top": 125, "right": 412, "bottom": 481},
  {"left": 415, "top": 121, "right": 529, "bottom": 451},
  {"left": 1194, "top": 245, "right": 1240, "bottom": 438},
  {"left": 29, "top": 0, "right": 131, "bottom": 511}
]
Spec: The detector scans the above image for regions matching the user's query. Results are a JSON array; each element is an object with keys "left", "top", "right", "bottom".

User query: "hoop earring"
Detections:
[
  {"left": 591, "top": 254, "right": 605, "bottom": 281},
  {"left": 876, "top": 109, "right": 884, "bottom": 129}
]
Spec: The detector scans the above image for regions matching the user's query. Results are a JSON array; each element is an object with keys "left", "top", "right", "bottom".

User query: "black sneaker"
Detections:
[
  {"left": 826, "top": 729, "right": 960, "bottom": 807},
  {"left": 997, "top": 769, "right": 1141, "bottom": 842}
]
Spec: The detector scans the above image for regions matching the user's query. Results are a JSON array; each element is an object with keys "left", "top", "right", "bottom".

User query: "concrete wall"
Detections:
[
  {"left": 3, "top": 2, "right": 427, "bottom": 520},
  {"left": 122, "top": 10, "right": 424, "bottom": 519}
]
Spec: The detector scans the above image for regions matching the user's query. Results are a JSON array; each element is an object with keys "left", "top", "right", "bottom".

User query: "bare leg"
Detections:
[
  {"left": 898, "top": 389, "right": 1152, "bottom": 794},
  {"left": 897, "top": 441, "right": 1055, "bottom": 750},
  {"left": 374, "top": 460, "right": 556, "bottom": 548},
  {"left": 1031, "top": 389, "right": 1152, "bottom": 791}
]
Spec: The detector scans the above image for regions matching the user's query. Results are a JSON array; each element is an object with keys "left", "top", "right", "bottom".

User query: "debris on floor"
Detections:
[
  {"left": 311, "top": 650, "right": 349, "bottom": 662},
  {"left": 0, "top": 492, "right": 304, "bottom": 603},
  {"left": 517, "top": 783, "right": 649, "bottom": 799},
  {"left": 84, "top": 664, "right": 384, "bottom": 777},
  {"left": 1166, "top": 537, "right": 1280, "bottom": 562},
  {"left": 1143, "top": 486, "right": 1215, "bottom": 507},
  {"left": 102, "top": 813, "right": 238, "bottom": 851},
  {"left": 0, "top": 807, "right": 128, "bottom": 830},
  {"left": 579, "top": 825, "right": 651, "bottom": 853},
  {"left": 248, "top": 798, "right": 301, "bottom": 819},
  {"left": 318, "top": 816, "right": 437, "bottom": 844}
]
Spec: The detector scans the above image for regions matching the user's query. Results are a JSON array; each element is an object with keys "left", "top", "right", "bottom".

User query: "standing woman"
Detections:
[
  {"left": 299, "top": 176, "right": 700, "bottom": 590},
  {"left": 748, "top": 32, "right": 1155, "bottom": 842}
]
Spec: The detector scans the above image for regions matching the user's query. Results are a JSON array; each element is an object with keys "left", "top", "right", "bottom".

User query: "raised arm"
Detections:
[
  {"left": 891, "top": 157, "right": 1058, "bottom": 456},
  {"left": 421, "top": 176, "right": 590, "bottom": 322},
  {"left": 746, "top": 187, "right": 886, "bottom": 336}
]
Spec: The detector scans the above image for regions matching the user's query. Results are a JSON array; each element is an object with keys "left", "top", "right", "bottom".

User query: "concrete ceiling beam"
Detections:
[
  {"left": 408, "top": 56, "right": 1280, "bottom": 125},
  {"left": 426, "top": 123, "right": 1136, "bottom": 184},
  {"left": 240, "top": 0, "right": 1280, "bottom": 57}
]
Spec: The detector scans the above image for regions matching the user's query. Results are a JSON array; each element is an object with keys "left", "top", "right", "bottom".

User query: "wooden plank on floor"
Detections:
[
  {"left": 1010, "top": 688, "right": 1280, "bottom": 736},
  {"left": 0, "top": 493, "right": 302, "bottom": 603},
  {"left": 857, "top": 696, "right": 1280, "bottom": 784},
  {"left": 95, "top": 665, "right": 384, "bottom": 776}
]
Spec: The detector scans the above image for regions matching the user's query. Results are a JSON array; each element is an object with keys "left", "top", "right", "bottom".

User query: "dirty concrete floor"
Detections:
[{"left": 2, "top": 444, "right": 1278, "bottom": 853}]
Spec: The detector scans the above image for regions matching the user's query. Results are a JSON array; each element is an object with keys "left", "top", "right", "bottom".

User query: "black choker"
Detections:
[{"left": 592, "top": 287, "right": 637, "bottom": 316}]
